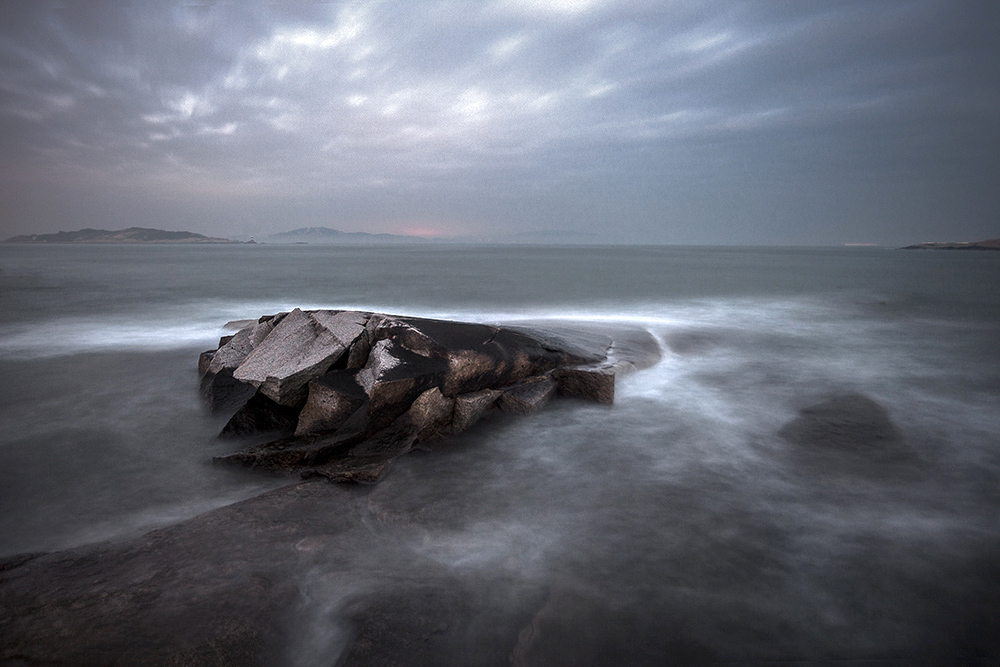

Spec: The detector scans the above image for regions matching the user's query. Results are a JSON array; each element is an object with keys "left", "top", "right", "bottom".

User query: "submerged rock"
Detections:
[
  {"left": 779, "top": 392, "right": 915, "bottom": 463},
  {"left": 203, "top": 311, "right": 661, "bottom": 484}
]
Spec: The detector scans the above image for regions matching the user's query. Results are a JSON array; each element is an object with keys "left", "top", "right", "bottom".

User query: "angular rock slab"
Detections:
[
  {"left": 496, "top": 376, "right": 558, "bottom": 414},
  {"left": 220, "top": 391, "right": 300, "bottom": 439},
  {"left": 451, "top": 388, "right": 501, "bottom": 432},
  {"left": 295, "top": 370, "right": 368, "bottom": 436},
  {"left": 358, "top": 339, "right": 449, "bottom": 433},
  {"left": 233, "top": 309, "right": 367, "bottom": 406},
  {"left": 200, "top": 318, "right": 275, "bottom": 411},
  {"left": 553, "top": 365, "right": 615, "bottom": 405}
]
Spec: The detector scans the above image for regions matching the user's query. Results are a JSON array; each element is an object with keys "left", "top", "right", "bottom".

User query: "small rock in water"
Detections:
[{"left": 779, "top": 392, "right": 916, "bottom": 463}]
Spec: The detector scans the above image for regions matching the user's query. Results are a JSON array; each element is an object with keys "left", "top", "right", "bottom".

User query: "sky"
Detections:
[{"left": 0, "top": 1, "right": 997, "bottom": 245}]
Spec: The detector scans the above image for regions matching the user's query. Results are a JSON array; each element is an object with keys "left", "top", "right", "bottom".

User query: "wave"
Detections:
[{"left": 0, "top": 296, "right": 845, "bottom": 360}]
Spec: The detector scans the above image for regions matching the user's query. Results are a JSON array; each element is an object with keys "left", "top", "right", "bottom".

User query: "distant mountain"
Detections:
[
  {"left": 900, "top": 238, "right": 1000, "bottom": 250},
  {"left": 262, "top": 227, "right": 428, "bottom": 244},
  {"left": 3, "top": 227, "right": 239, "bottom": 244}
]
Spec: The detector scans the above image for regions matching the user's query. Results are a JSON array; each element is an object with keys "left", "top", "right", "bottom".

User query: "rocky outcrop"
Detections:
[
  {"left": 201, "top": 311, "right": 661, "bottom": 484},
  {"left": 899, "top": 238, "right": 1000, "bottom": 250}
]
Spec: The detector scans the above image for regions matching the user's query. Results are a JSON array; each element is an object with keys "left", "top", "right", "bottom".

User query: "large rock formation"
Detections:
[{"left": 200, "top": 311, "right": 661, "bottom": 484}]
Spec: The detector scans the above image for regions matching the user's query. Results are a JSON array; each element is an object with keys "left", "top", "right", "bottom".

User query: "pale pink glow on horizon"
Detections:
[{"left": 390, "top": 224, "right": 455, "bottom": 238}]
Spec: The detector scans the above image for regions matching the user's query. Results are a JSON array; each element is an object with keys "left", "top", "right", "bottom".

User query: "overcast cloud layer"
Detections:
[{"left": 1, "top": 1, "right": 997, "bottom": 244}]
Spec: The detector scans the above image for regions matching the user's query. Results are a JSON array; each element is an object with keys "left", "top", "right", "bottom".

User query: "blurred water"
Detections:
[{"left": 1, "top": 243, "right": 998, "bottom": 660}]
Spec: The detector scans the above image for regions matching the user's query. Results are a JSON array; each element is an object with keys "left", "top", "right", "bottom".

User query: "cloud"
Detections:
[{"left": 0, "top": 1, "right": 997, "bottom": 242}]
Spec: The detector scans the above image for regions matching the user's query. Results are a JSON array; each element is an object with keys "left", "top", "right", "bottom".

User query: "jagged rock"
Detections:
[
  {"left": 371, "top": 317, "right": 442, "bottom": 357},
  {"left": 198, "top": 350, "right": 214, "bottom": 377},
  {"left": 347, "top": 414, "right": 422, "bottom": 459},
  {"left": 219, "top": 391, "right": 300, "bottom": 438},
  {"left": 358, "top": 340, "right": 449, "bottom": 433},
  {"left": 204, "top": 311, "right": 660, "bottom": 484},
  {"left": 295, "top": 370, "right": 368, "bottom": 436},
  {"left": 496, "top": 376, "right": 558, "bottom": 414},
  {"left": 451, "top": 388, "right": 500, "bottom": 432},
  {"left": 199, "top": 319, "right": 276, "bottom": 411},
  {"left": 221, "top": 388, "right": 449, "bottom": 476},
  {"left": 368, "top": 316, "right": 593, "bottom": 398},
  {"left": 408, "top": 387, "right": 456, "bottom": 443},
  {"left": 346, "top": 314, "right": 383, "bottom": 369},
  {"left": 206, "top": 320, "right": 275, "bottom": 378},
  {"left": 233, "top": 309, "right": 367, "bottom": 406},
  {"left": 552, "top": 365, "right": 615, "bottom": 405}
]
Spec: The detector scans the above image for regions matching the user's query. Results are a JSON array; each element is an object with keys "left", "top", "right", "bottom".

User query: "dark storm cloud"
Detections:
[{"left": 0, "top": 0, "right": 997, "bottom": 243}]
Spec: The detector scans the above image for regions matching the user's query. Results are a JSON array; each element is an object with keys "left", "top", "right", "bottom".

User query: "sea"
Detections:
[{"left": 1, "top": 243, "right": 998, "bottom": 660}]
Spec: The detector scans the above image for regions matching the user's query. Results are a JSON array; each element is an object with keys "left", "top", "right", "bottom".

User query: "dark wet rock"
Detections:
[
  {"left": 779, "top": 393, "right": 914, "bottom": 461},
  {"left": 220, "top": 391, "right": 300, "bottom": 439},
  {"left": 553, "top": 365, "right": 615, "bottom": 405},
  {"left": 409, "top": 387, "right": 457, "bottom": 444},
  {"left": 378, "top": 316, "right": 593, "bottom": 397},
  {"left": 205, "top": 311, "right": 660, "bottom": 484},
  {"left": 199, "top": 319, "right": 275, "bottom": 411},
  {"left": 201, "top": 367, "right": 259, "bottom": 414},
  {"left": 233, "top": 308, "right": 366, "bottom": 406},
  {"left": 605, "top": 327, "right": 662, "bottom": 371},
  {"left": 295, "top": 370, "right": 368, "bottom": 436},
  {"left": 198, "top": 349, "right": 214, "bottom": 376},
  {"left": 497, "top": 376, "right": 558, "bottom": 414},
  {"left": 503, "top": 324, "right": 610, "bottom": 366},
  {"left": 347, "top": 411, "right": 422, "bottom": 460},
  {"left": 345, "top": 313, "right": 383, "bottom": 369},
  {"left": 215, "top": 430, "right": 360, "bottom": 470},
  {"left": 0, "top": 552, "right": 47, "bottom": 573},
  {"left": 301, "top": 455, "right": 394, "bottom": 484},
  {"left": 451, "top": 388, "right": 501, "bottom": 432},
  {"left": 358, "top": 339, "right": 449, "bottom": 433},
  {"left": 0, "top": 481, "right": 361, "bottom": 666}
]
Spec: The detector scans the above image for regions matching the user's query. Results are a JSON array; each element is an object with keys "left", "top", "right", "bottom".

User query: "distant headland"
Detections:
[
  {"left": 2, "top": 227, "right": 239, "bottom": 244},
  {"left": 900, "top": 238, "right": 1000, "bottom": 250}
]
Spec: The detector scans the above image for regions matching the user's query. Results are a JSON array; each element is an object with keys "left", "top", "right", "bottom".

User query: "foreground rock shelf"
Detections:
[{"left": 201, "top": 310, "right": 662, "bottom": 483}]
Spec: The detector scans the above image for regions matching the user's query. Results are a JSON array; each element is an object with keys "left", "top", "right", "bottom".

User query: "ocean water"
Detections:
[{"left": 1, "top": 243, "right": 999, "bottom": 660}]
